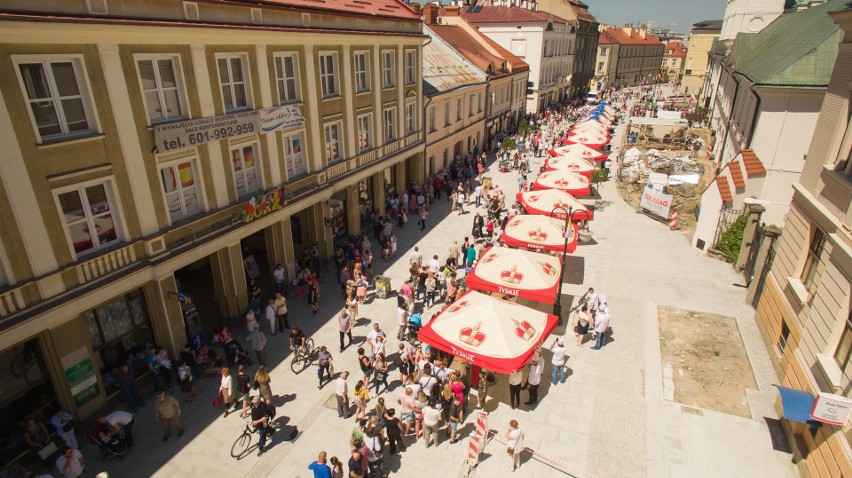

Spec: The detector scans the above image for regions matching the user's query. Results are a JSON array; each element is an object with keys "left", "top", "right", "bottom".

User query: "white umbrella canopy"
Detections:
[
  {"left": 532, "top": 170, "right": 591, "bottom": 197},
  {"left": 466, "top": 245, "right": 562, "bottom": 302},
  {"left": 500, "top": 215, "right": 578, "bottom": 254},
  {"left": 549, "top": 144, "right": 608, "bottom": 162},
  {"left": 564, "top": 130, "right": 609, "bottom": 147},
  {"left": 569, "top": 121, "right": 609, "bottom": 136},
  {"left": 417, "top": 290, "right": 558, "bottom": 374},
  {"left": 516, "top": 189, "right": 594, "bottom": 221},
  {"left": 545, "top": 155, "right": 595, "bottom": 178}
]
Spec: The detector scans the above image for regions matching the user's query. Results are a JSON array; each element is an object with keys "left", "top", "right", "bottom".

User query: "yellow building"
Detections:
[
  {"left": 0, "top": 0, "right": 424, "bottom": 451},
  {"left": 682, "top": 20, "right": 722, "bottom": 96},
  {"left": 593, "top": 30, "right": 621, "bottom": 92}
]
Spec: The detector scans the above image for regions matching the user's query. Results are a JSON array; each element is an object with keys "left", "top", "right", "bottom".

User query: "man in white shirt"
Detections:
[
  {"left": 550, "top": 337, "right": 567, "bottom": 385},
  {"left": 508, "top": 369, "right": 523, "bottom": 409},
  {"left": 367, "top": 323, "right": 386, "bottom": 349},
  {"left": 264, "top": 299, "right": 277, "bottom": 336},
  {"left": 105, "top": 410, "right": 134, "bottom": 447},
  {"left": 409, "top": 247, "right": 423, "bottom": 267},
  {"left": 525, "top": 352, "right": 543, "bottom": 406},
  {"left": 422, "top": 402, "right": 442, "bottom": 448},
  {"left": 272, "top": 263, "right": 286, "bottom": 294},
  {"left": 335, "top": 371, "right": 350, "bottom": 418},
  {"left": 55, "top": 447, "right": 84, "bottom": 478},
  {"left": 428, "top": 255, "right": 441, "bottom": 275},
  {"left": 396, "top": 305, "right": 408, "bottom": 341},
  {"left": 592, "top": 306, "right": 611, "bottom": 350}
]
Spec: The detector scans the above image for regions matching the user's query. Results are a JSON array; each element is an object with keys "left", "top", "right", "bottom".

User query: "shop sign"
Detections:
[
  {"left": 639, "top": 185, "right": 673, "bottom": 218},
  {"left": 244, "top": 185, "right": 285, "bottom": 224},
  {"left": 154, "top": 110, "right": 258, "bottom": 152},
  {"left": 811, "top": 392, "right": 852, "bottom": 425},
  {"left": 61, "top": 347, "right": 99, "bottom": 407},
  {"left": 259, "top": 104, "right": 304, "bottom": 133}
]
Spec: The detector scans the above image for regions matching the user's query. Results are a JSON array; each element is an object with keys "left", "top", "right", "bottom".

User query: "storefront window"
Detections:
[
  {"left": 85, "top": 290, "right": 153, "bottom": 395},
  {"left": 328, "top": 196, "right": 348, "bottom": 244},
  {"left": 359, "top": 178, "right": 373, "bottom": 227},
  {"left": 383, "top": 167, "right": 395, "bottom": 198}
]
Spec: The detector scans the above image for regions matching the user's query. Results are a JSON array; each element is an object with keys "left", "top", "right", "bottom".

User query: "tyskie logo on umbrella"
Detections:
[
  {"left": 500, "top": 266, "right": 524, "bottom": 284},
  {"left": 449, "top": 300, "right": 470, "bottom": 313},
  {"left": 539, "top": 262, "right": 557, "bottom": 276},
  {"left": 459, "top": 322, "right": 486, "bottom": 347},
  {"left": 528, "top": 228, "right": 547, "bottom": 242},
  {"left": 512, "top": 319, "right": 536, "bottom": 341}
]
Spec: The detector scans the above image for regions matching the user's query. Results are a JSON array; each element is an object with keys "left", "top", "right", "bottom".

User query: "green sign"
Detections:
[{"left": 65, "top": 357, "right": 99, "bottom": 407}]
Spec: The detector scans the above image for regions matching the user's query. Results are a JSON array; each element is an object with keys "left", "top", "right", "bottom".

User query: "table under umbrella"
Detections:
[
  {"left": 500, "top": 214, "right": 578, "bottom": 254},
  {"left": 532, "top": 170, "right": 591, "bottom": 197},
  {"left": 516, "top": 189, "right": 594, "bottom": 220},
  {"left": 465, "top": 245, "right": 562, "bottom": 302},
  {"left": 417, "top": 290, "right": 559, "bottom": 374}
]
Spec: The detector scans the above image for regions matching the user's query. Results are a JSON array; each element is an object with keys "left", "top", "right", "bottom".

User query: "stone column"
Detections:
[
  {"left": 347, "top": 185, "right": 361, "bottom": 237},
  {"left": 373, "top": 172, "right": 386, "bottom": 216},
  {"left": 745, "top": 225, "right": 782, "bottom": 306},
  {"left": 735, "top": 203, "right": 766, "bottom": 273}
]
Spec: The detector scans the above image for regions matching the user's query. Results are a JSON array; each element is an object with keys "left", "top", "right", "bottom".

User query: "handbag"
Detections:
[
  {"left": 507, "top": 446, "right": 515, "bottom": 455},
  {"left": 573, "top": 325, "right": 579, "bottom": 333},
  {"left": 213, "top": 389, "right": 224, "bottom": 407},
  {"left": 61, "top": 421, "right": 75, "bottom": 433}
]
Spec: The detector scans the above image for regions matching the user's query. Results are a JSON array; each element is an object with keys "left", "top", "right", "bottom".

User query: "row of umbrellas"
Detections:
[{"left": 417, "top": 103, "right": 615, "bottom": 374}]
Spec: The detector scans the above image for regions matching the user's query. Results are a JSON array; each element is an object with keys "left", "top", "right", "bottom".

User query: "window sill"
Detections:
[
  {"left": 786, "top": 277, "right": 810, "bottom": 306},
  {"left": 37, "top": 133, "right": 105, "bottom": 150},
  {"left": 382, "top": 85, "right": 395, "bottom": 91},
  {"left": 815, "top": 353, "right": 843, "bottom": 392},
  {"left": 356, "top": 90, "right": 371, "bottom": 96},
  {"left": 321, "top": 95, "right": 341, "bottom": 102}
]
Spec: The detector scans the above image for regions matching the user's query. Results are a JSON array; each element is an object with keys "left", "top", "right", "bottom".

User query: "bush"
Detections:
[
  {"left": 518, "top": 122, "right": 532, "bottom": 136},
  {"left": 714, "top": 214, "right": 747, "bottom": 262},
  {"left": 500, "top": 136, "right": 517, "bottom": 151},
  {"left": 591, "top": 168, "right": 609, "bottom": 185}
]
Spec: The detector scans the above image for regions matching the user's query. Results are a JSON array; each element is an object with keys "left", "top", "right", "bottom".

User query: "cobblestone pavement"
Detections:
[{"left": 81, "top": 97, "right": 798, "bottom": 478}]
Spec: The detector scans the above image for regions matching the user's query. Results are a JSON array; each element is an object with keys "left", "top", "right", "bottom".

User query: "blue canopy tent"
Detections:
[{"left": 775, "top": 385, "right": 821, "bottom": 424}]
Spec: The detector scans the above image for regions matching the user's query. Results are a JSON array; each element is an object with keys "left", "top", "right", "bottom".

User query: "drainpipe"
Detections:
[{"left": 421, "top": 35, "right": 432, "bottom": 181}]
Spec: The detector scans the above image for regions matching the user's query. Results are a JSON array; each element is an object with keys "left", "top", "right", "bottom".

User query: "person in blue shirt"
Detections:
[{"left": 308, "top": 451, "right": 332, "bottom": 478}]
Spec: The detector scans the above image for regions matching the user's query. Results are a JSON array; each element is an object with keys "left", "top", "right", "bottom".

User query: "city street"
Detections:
[{"left": 78, "top": 103, "right": 799, "bottom": 478}]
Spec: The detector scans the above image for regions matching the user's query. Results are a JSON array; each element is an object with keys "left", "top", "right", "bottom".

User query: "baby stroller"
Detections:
[
  {"left": 223, "top": 338, "right": 254, "bottom": 367},
  {"left": 89, "top": 427, "right": 128, "bottom": 459},
  {"left": 405, "top": 313, "right": 422, "bottom": 343}
]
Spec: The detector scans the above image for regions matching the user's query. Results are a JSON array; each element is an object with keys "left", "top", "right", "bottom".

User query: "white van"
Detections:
[{"left": 586, "top": 91, "right": 599, "bottom": 104}]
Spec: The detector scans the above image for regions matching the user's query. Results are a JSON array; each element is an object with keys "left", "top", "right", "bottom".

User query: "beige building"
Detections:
[
  {"left": 532, "top": 0, "right": 599, "bottom": 94},
  {"left": 661, "top": 41, "right": 687, "bottom": 83},
  {"left": 0, "top": 0, "right": 424, "bottom": 450},
  {"left": 682, "top": 20, "right": 722, "bottom": 96},
  {"left": 422, "top": 25, "right": 488, "bottom": 174},
  {"left": 752, "top": 5, "right": 852, "bottom": 477},
  {"left": 598, "top": 26, "right": 665, "bottom": 89},
  {"left": 593, "top": 30, "right": 621, "bottom": 92}
]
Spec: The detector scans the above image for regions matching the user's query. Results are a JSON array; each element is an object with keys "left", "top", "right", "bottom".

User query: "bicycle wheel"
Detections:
[
  {"left": 305, "top": 338, "right": 315, "bottom": 352},
  {"left": 231, "top": 432, "right": 252, "bottom": 458},
  {"left": 290, "top": 355, "right": 303, "bottom": 374}
]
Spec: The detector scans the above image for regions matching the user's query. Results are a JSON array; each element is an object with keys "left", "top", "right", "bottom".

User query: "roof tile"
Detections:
[
  {"left": 460, "top": 6, "right": 572, "bottom": 25},
  {"left": 479, "top": 34, "right": 529, "bottom": 73},
  {"left": 741, "top": 149, "right": 766, "bottom": 176},
  {"left": 716, "top": 176, "right": 733, "bottom": 203},
  {"left": 422, "top": 26, "right": 488, "bottom": 96},
  {"left": 602, "top": 27, "right": 663, "bottom": 46},
  {"left": 429, "top": 24, "right": 510, "bottom": 78},
  {"left": 728, "top": 160, "right": 745, "bottom": 188},
  {"left": 247, "top": 0, "right": 420, "bottom": 20}
]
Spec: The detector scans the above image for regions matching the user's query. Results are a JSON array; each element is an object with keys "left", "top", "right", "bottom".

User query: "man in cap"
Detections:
[{"left": 243, "top": 395, "right": 271, "bottom": 455}]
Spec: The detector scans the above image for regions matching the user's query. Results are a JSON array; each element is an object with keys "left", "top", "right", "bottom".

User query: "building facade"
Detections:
[
  {"left": 692, "top": 0, "right": 842, "bottom": 253},
  {"left": 422, "top": 24, "right": 489, "bottom": 174},
  {"left": 681, "top": 20, "right": 722, "bottom": 96},
  {"left": 533, "top": 0, "right": 599, "bottom": 95},
  {"left": 592, "top": 30, "right": 620, "bottom": 93},
  {"left": 0, "top": 0, "right": 424, "bottom": 446},
  {"left": 662, "top": 41, "right": 687, "bottom": 83},
  {"left": 752, "top": 6, "right": 852, "bottom": 476},
  {"left": 460, "top": 5, "right": 576, "bottom": 112},
  {"left": 599, "top": 27, "right": 665, "bottom": 89}
]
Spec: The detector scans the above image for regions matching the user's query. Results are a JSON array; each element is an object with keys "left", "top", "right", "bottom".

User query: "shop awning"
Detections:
[
  {"left": 516, "top": 189, "right": 593, "bottom": 221},
  {"left": 417, "top": 290, "right": 558, "bottom": 374},
  {"left": 466, "top": 245, "right": 562, "bottom": 302},
  {"left": 532, "top": 170, "right": 591, "bottom": 197},
  {"left": 775, "top": 385, "right": 818, "bottom": 424},
  {"left": 501, "top": 214, "right": 578, "bottom": 254}
]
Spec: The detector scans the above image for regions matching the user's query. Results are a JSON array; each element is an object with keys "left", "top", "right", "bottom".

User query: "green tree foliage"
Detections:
[{"left": 714, "top": 214, "right": 747, "bottom": 262}]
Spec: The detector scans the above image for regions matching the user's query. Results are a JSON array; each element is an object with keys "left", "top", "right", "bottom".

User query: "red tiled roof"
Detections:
[
  {"left": 599, "top": 30, "right": 619, "bottom": 45},
  {"left": 716, "top": 176, "right": 733, "bottom": 203},
  {"left": 461, "top": 6, "right": 572, "bottom": 25},
  {"left": 664, "top": 44, "right": 687, "bottom": 58},
  {"left": 429, "top": 24, "right": 511, "bottom": 78},
  {"left": 228, "top": 0, "right": 421, "bottom": 20},
  {"left": 741, "top": 149, "right": 767, "bottom": 176},
  {"left": 479, "top": 34, "right": 530, "bottom": 73},
  {"left": 728, "top": 161, "right": 745, "bottom": 188},
  {"left": 566, "top": 0, "right": 596, "bottom": 23},
  {"left": 603, "top": 27, "right": 663, "bottom": 46}
]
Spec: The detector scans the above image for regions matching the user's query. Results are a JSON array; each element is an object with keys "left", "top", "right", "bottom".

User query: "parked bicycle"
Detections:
[{"left": 289, "top": 338, "right": 316, "bottom": 374}]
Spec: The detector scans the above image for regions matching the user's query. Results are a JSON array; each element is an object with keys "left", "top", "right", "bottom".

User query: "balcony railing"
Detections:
[
  {"left": 75, "top": 243, "right": 138, "bottom": 283},
  {"left": 0, "top": 288, "right": 24, "bottom": 318}
]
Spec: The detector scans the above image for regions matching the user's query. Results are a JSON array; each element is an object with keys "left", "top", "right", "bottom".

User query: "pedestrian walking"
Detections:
[
  {"left": 264, "top": 299, "right": 277, "bottom": 336},
  {"left": 591, "top": 304, "right": 611, "bottom": 350},
  {"left": 419, "top": 205, "right": 429, "bottom": 231},
  {"left": 448, "top": 396, "right": 464, "bottom": 443},
  {"left": 117, "top": 363, "right": 145, "bottom": 411},
  {"left": 235, "top": 364, "right": 252, "bottom": 411},
  {"left": 508, "top": 369, "right": 522, "bottom": 410},
  {"left": 154, "top": 390, "right": 183, "bottom": 441},
  {"left": 505, "top": 419, "right": 524, "bottom": 471},
  {"left": 246, "top": 325, "right": 268, "bottom": 366},
  {"left": 254, "top": 365, "right": 274, "bottom": 403},
  {"left": 353, "top": 380, "right": 370, "bottom": 421},
  {"left": 336, "top": 371, "right": 351, "bottom": 418},
  {"left": 318, "top": 346, "right": 333, "bottom": 389},
  {"left": 308, "top": 451, "right": 332, "bottom": 478},
  {"left": 55, "top": 447, "right": 84, "bottom": 478},
  {"left": 550, "top": 337, "right": 567, "bottom": 385},
  {"left": 274, "top": 292, "right": 290, "bottom": 331},
  {"left": 243, "top": 395, "right": 271, "bottom": 455},
  {"left": 50, "top": 408, "right": 78, "bottom": 450},
  {"left": 575, "top": 304, "right": 591, "bottom": 346},
  {"left": 525, "top": 353, "right": 542, "bottom": 406},
  {"left": 372, "top": 353, "right": 389, "bottom": 395},
  {"left": 339, "top": 308, "right": 354, "bottom": 352},
  {"left": 177, "top": 360, "right": 199, "bottom": 401}
]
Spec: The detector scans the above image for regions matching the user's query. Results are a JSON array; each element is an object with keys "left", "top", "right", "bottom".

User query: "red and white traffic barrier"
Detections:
[{"left": 670, "top": 210, "right": 678, "bottom": 230}]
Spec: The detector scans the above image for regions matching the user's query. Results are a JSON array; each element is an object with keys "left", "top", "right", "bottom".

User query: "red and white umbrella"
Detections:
[
  {"left": 569, "top": 122, "right": 610, "bottom": 136},
  {"left": 545, "top": 155, "right": 595, "bottom": 178},
  {"left": 466, "top": 245, "right": 562, "bottom": 302},
  {"left": 501, "top": 215, "right": 578, "bottom": 254},
  {"left": 532, "top": 170, "right": 591, "bottom": 197},
  {"left": 516, "top": 189, "right": 593, "bottom": 220},
  {"left": 548, "top": 144, "right": 608, "bottom": 162},
  {"left": 417, "top": 290, "right": 558, "bottom": 374},
  {"left": 563, "top": 132, "right": 610, "bottom": 150}
]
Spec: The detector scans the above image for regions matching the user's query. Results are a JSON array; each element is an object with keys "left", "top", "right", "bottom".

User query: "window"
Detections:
[
  {"left": 354, "top": 52, "right": 370, "bottom": 93},
  {"left": 801, "top": 228, "right": 826, "bottom": 288},
  {"left": 17, "top": 58, "right": 94, "bottom": 140},
  {"left": 835, "top": 314, "right": 852, "bottom": 368},
  {"left": 357, "top": 114, "right": 372, "bottom": 152},
  {"left": 217, "top": 56, "right": 251, "bottom": 112},
  {"left": 469, "top": 95, "right": 474, "bottom": 117},
  {"left": 405, "top": 102, "right": 416, "bottom": 134},
  {"left": 159, "top": 160, "right": 200, "bottom": 222},
  {"left": 324, "top": 122, "right": 342, "bottom": 162},
  {"left": 231, "top": 143, "right": 260, "bottom": 197},
  {"left": 319, "top": 52, "right": 338, "bottom": 98},
  {"left": 777, "top": 321, "right": 790, "bottom": 355},
  {"left": 456, "top": 98, "right": 462, "bottom": 121},
  {"left": 405, "top": 50, "right": 416, "bottom": 85},
  {"left": 444, "top": 103, "right": 450, "bottom": 127},
  {"left": 274, "top": 54, "right": 300, "bottom": 103},
  {"left": 478, "top": 93, "right": 482, "bottom": 113},
  {"left": 57, "top": 182, "right": 119, "bottom": 255},
  {"left": 429, "top": 106, "right": 436, "bottom": 132},
  {"left": 598, "top": 61, "right": 604, "bottom": 73},
  {"left": 137, "top": 57, "right": 185, "bottom": 124},
  {"left": 384, "top": 108, "right": 396, "bottom": 143},
  {"left": 282, "top": 131, "right": 307, "bottom": 178},
  {"left": 382, "top": 51, "right": 395, "bottom": 88}
]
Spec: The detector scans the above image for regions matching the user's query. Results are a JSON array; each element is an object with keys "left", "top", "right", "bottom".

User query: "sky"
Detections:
[{"left": 584, "top": 0, "right": 725, "bottom": 35}]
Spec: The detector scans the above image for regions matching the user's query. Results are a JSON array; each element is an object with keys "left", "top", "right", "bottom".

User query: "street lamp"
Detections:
[{"left": 550, "top": 205, "right": 577, "bottom": 326}]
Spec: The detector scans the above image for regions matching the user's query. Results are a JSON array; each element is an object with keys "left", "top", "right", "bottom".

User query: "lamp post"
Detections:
[{"left": 551, "top": 206, "right": 576, "bottom": 326}]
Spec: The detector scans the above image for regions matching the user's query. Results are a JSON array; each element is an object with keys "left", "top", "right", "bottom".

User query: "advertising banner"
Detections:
[{"left": 640, "top": 185, "right": 673, "bottom": 218}]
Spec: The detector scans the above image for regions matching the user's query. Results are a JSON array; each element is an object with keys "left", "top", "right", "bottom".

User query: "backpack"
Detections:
[{"left": 267, "top": 403, "right": 277, "bottom": 419}]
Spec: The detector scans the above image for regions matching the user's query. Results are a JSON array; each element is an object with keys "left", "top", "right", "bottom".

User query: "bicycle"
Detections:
[
  {"left": 289, "top": 338, "right": 316, "bottom": 374},
  {"left": 231, "top": 416, "right": 256, "bottom": 459}
]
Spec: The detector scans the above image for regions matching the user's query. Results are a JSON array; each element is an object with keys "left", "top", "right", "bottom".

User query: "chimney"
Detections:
[
  {"left": 444, "top": 5, "right": 460, "bottom": 16},
  {"left": 411, "top": 2, "right": 422, "bottom": 14},
  {"left": 424, "top": 3, "right": 439, "bottom": 24},
  {"left": 638, "top": 27, "right": 646, "bottom": 38}
]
